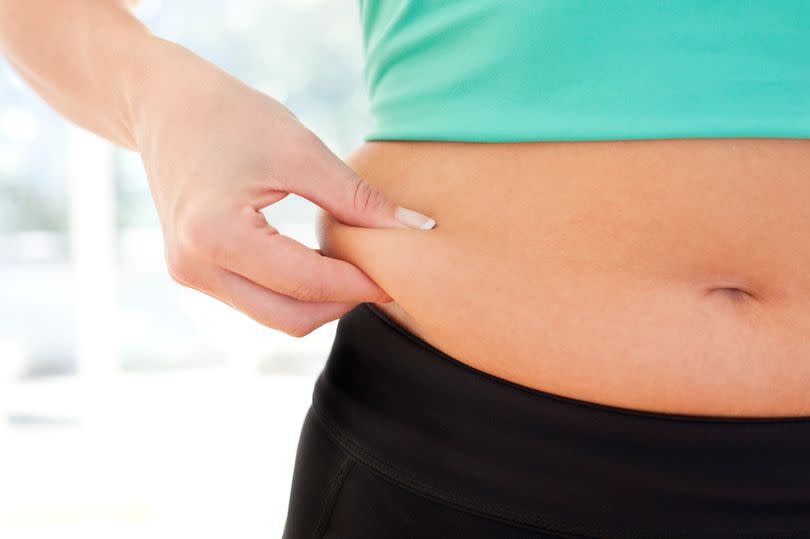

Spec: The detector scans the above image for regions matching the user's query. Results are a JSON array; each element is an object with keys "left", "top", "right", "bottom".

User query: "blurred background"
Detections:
[{"left": 0, "top": 0, "right": 370, "bottom": 537}]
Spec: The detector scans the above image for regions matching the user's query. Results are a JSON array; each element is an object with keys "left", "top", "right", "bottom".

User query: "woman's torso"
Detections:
[{"left": 317, "top": 138, "right": 810, "bottom": 417}]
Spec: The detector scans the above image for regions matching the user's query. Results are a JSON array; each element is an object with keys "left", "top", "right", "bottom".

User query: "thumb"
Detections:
[
  {"left": 343, "top": 173, "right": 438, "bottom": 230},
  {"left": 289, "top": 142, "right": 437, "bottom": 230}
]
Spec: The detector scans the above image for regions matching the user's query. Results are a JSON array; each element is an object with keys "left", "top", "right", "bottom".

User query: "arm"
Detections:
[
  {"left": 0, "top": 1, "right": 436, "bottom": 336},
  {"left": 0, "top": 0, "right": 148, "bottom": 149}
]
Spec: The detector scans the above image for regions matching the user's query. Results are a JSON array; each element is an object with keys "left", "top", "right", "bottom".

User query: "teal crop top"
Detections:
[{"left": 357, "top": 0, "right": 810, "bottom": 142}]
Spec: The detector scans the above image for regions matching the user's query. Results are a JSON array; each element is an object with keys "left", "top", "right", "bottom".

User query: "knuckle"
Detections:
[
  {"left": 286, "top": 278, "right": 326, "bottom": 302},
  {"left": 291, "top": 125, "right": 323, "bottom": 155},
  {"left": 176, "top": 209, "right": 224, "bottom": 261},
  {"left": 284, "top": 321, "right": 318, "bottom": 338},
  {"left": 288, "top": 129, "right": 319, "bottom": 161},
  {"left": 268, "top": 130, "right": 320, "bottom": 189},
  {"left": 165, "top": 249, "right": 198, "bottom": 287},
  {"left": 352, "top": 179, "right": 384, "bottom": 215}
]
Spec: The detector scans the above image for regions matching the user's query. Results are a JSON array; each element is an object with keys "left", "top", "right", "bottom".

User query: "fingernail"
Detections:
[{"left": 395, "top": 206, "right": 436, "bottom": 230}]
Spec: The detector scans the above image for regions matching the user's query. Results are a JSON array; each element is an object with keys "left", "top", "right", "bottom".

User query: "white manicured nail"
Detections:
[{"left": 395, "top": 206, "right": 436, "bottom": 230}]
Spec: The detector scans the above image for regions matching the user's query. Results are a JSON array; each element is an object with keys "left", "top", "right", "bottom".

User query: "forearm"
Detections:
[{"left": 0, "top": 0, "right": 156, "bottom": 149}]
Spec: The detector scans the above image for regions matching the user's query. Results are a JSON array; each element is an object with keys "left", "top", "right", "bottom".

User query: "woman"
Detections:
[{"left": 3, "top": 0, "right": 810, "bottom": 537}]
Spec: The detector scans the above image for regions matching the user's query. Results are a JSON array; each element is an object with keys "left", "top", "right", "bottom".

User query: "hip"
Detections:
[{"left": 283, "top": 302, "right": 810, "bottom": 539}]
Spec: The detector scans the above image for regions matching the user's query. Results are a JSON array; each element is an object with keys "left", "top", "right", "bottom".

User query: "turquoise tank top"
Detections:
[{"left": 357, "top": 0, "right": 810, "bottom": 142}]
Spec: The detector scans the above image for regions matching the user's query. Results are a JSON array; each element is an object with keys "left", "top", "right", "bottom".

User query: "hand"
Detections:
[{"left": 131, "top": 39, "right": 436, "bottom": 337}]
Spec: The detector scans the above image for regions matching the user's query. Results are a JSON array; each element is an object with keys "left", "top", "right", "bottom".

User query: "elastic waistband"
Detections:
[{"left": 311, "top": 302, "right": 810, "bottom": 538}]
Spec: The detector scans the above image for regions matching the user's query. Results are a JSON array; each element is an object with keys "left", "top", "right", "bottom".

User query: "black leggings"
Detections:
[{"left": 282, "top": 302, "right": 810, "bottom": 539}]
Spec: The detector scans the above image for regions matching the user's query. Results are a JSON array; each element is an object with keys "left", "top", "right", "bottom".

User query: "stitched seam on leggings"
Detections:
[
  {"left": 314, "top": 454, "right": 356, "bottom": 539},
  {"left": 309, "top": 401, "right": 644, "bottom": 539},
  {"left": 360, "top": 303, "right": 810, "bottom": 425}
]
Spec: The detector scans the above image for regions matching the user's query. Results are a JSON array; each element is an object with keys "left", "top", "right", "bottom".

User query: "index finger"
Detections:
[{"left": 210, "top": 215, "right": 392, "bottom": 304}]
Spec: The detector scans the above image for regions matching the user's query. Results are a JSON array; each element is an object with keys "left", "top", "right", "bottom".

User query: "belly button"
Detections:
[{"left": 706, "top": 286, "right": 759, "bottom": 303}]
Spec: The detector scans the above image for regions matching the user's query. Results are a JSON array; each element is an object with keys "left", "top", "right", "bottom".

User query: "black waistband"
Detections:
[{"left": 311, "top": 302, "right": 810, "bottom": 538}]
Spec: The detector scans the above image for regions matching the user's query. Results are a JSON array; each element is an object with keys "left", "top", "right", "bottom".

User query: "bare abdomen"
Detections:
[{"left": 317, "top": 138, "right": 810, "bottom": 417}]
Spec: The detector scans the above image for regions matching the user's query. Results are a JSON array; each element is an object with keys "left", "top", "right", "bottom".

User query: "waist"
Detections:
[{"left": 316, "top": 138, "right": 810, "bottom": 417}]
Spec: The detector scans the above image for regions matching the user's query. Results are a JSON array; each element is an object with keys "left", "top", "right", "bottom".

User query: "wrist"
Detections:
[{"left": 123, "top": 35, "right": 230, "bottom": 152}]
